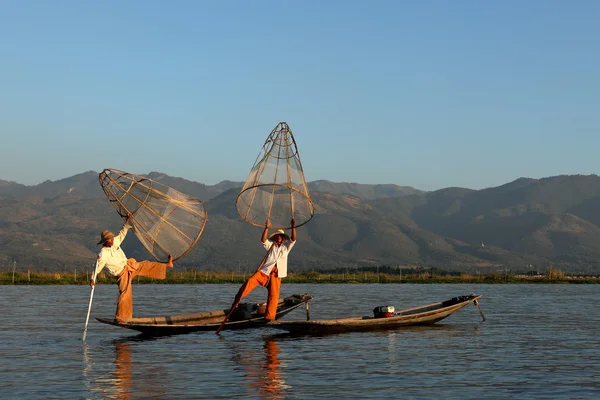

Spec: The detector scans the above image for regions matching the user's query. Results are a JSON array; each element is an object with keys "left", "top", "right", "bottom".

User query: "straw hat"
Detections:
[
  {"left": 268, "top": 229, "right": 290, "bottom": 241},
  {"left": 97, "top": 230, "right": 116, "bottom": 245}
]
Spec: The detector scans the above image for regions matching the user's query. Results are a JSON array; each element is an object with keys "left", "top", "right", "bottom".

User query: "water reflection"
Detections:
[
  {"left": 267, "top": 323, "right": 465, "bottom": 340},
  {"left": 83, "top": 342, "right": 122, "bottom": 399},
  {"left": 82, "top": 337, "right": 168, "bottom": 400},
  {"left": 112, "top": 341, "right": 133, "bottom": 399},
  {"left": 261, "top": 339, "right": 289, "bottom": 398},
  {"left": 8, "top": 285, "right": 600, "bottom": 399},
  {"left": 228, "top": 337, "right": 289, "bottom": 399}
]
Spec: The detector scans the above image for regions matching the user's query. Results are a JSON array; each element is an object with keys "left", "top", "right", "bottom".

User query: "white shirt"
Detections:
[
  {"left": 259, "top": 239, "right": 296, "bottom": 278},
  {"left": 93, "top": 223, "right": 131, "bottom": 279}
]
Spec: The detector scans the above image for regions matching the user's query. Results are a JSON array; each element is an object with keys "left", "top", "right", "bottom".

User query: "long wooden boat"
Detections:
[
  {"left": 268, "top": 294, "right": 484, "bottom": 335},
  {"left": 96, "top": 293, "right": 313, "bottom": 336}
]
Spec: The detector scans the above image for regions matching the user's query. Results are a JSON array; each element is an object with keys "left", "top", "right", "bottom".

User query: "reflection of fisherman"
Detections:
[
  {"left": 83, "top": 341, "right": 131, "bottom": 399},
  {"left": 84, "top": 339, "right": 169, "bottom": 400},
  {"left": 114, "top": 341, "right": 133, "bottom": 399},
  {"left": 232, "top": 218, "right": 297, "bottom": 321},
  {"left": 114, "top": 340, "right": 167, "bottom": 399},
  {"left": 229, "top": 338, "right": 287, "bottom": 398},
  {"left": 90, "top": 213, "right": 174, "bottom": 322},
  {"left": 262, "top": 339, "right": 285, "bottom": 397}
]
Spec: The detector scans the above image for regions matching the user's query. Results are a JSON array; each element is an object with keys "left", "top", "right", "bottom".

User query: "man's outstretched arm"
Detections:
[
  {"left": 114, "top": 213, "right": 133, "bottom": 246},
  {"left": 290, "top": 218, "right": 296, "bottom": 242},
  {"left": 261, "top": 218, "right": 271, "bottom": 243}
]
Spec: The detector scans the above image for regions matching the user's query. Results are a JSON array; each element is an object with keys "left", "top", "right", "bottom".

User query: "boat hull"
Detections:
[
  {"left": 268, "top": 294, "right": 482, "bottom": 334},
  {"left": 96, "top": 293, "right": 313, "bottom": 335}
]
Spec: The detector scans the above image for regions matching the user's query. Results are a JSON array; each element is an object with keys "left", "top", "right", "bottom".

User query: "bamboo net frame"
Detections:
[
  {"left": 98, "top": 168, "right": 208, "bottom": 262},
  {"left": 236, "top": 122, "right": 314, "bottom": 229}
]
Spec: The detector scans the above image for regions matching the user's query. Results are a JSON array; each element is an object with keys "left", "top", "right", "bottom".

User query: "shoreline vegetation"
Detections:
[{"left": 2, "top": 268, "right": 599, "bottom": 285}]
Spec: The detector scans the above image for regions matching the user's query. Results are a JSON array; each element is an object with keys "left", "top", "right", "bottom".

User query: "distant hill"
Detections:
[
  {"left": 1, "top": 172, "right": 600, "bottom": 274},
  {"left": 307, "top": 180, "right": 422, "bottom": 200}
]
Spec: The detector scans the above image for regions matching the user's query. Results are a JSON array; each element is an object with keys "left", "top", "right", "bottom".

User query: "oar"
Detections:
[
  {"left": 83, "top": 270, "right": 98, "bottom": 341},
  {"left": 216, "top": 245, "right": 274, "bottom": 335},
  {"left": 473, "top": 298, "right": 486, "bottom": 322}
]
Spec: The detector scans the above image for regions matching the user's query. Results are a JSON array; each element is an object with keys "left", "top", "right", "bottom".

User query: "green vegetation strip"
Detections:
[{"left": 1, "top": 270, "right": 598, "bottom": 285}]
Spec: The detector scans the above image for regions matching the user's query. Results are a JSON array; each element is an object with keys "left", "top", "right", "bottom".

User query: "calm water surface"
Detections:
[{"left": 1, "top": 284, "right": 599, "bottom": 399}]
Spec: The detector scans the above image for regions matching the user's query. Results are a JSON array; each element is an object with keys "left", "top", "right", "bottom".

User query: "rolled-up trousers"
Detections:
[
  {"left": 233, "top": 266, "right": 281, "bottom": 320},
  {"left": 115, "top": 258, "right": 167, "bottom": 320}
]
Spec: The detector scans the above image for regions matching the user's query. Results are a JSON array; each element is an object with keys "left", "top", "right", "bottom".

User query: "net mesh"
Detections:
[
  {"left": 236, "top": 122, "right": 314, "bottom": 229},
  {"left": 99, "top": 169, "right": 207, "bottom": 262}
]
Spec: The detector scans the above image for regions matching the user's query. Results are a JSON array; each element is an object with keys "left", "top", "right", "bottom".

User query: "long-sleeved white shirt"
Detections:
[
  {"left": 259, "top": 239, "right": 296, "bottom": 278},
  {"left": 93, "top": 223, "right": 131, "bottom": 279}
]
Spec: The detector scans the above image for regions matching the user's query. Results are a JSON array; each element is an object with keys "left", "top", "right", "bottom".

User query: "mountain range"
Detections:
[{"left": 2, "top": 171, "right": 600, "bottom": 274}]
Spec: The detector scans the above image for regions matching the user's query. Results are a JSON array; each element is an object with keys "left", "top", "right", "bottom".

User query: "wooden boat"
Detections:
[
  {"left": 268, "top": 294, "right": 484, "bottom": 335},
  {"left": 96, "top": 293, "right": 313, "bottom": 336}
]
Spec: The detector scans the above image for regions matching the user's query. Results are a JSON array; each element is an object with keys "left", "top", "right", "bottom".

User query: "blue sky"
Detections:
[{"left": 1, "top": 0, "right": 598, "bottom": 191}]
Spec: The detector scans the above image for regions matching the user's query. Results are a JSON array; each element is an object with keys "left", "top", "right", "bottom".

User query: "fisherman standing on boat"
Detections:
[
  {"left": 90, "top": 213, "right": 174, "bottom": 322},
  {"left": 231, "top": 218, "right": 297, "bottom": 321}
]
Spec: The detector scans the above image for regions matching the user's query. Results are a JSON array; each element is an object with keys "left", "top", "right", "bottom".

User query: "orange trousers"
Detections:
[
  {"left": 115, "top": 258, "right": 168, "bottom": 320},
  {"left": 233, "top": 267, "right": 281, "bottom": 320}
]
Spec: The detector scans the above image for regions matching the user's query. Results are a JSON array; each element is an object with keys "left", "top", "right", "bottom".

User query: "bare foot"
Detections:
[{"left": 166, "top": 255, "right": 174, "bottom": 268}]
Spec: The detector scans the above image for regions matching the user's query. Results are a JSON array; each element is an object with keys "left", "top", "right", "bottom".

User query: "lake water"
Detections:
[{"left": 1, "top": 283, "right": 599, "bottom": 399}]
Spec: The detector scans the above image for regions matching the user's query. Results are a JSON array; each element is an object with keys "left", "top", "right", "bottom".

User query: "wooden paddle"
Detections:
[
  {"left": 83, "top": 269, "right": 98, "bottom": 341},
  {"left": 473, "top": 298, "right": 486, "bottom": 322},
  {"left": 215, "top": 244, "right": 274, "bottom": 335}
]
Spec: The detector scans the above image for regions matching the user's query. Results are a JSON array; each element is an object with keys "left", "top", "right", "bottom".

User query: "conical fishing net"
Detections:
[
  {"left": 99, "top": 168, "right": 207, "bottom": 262},
  {"left": 236, "top": 122, "right": 314, "bottom": 229}
]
